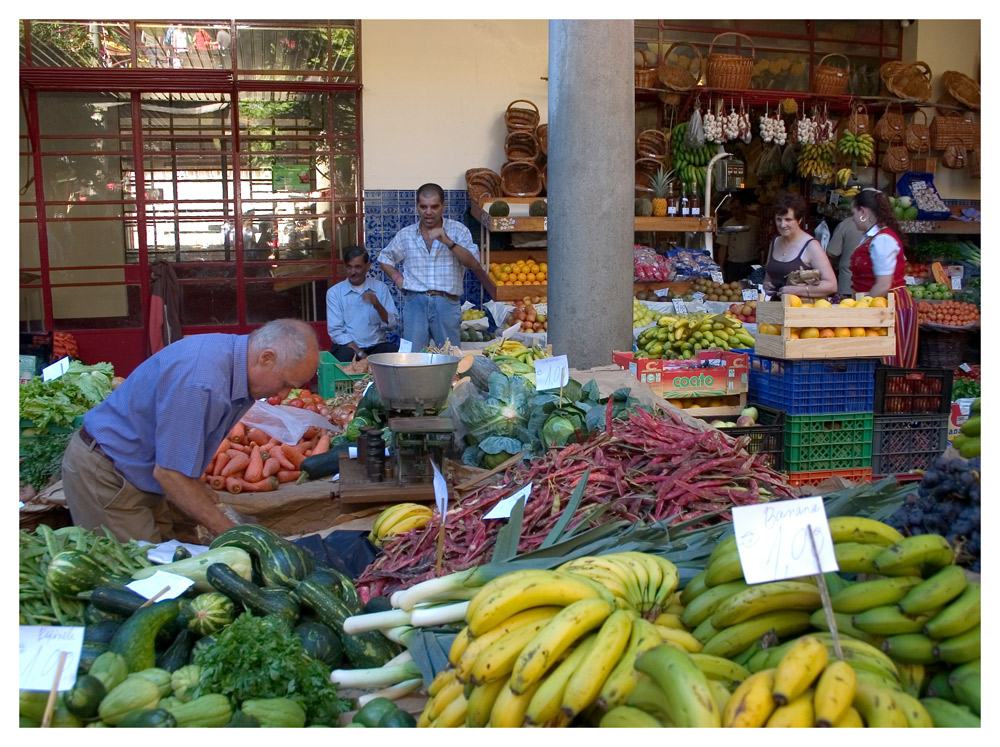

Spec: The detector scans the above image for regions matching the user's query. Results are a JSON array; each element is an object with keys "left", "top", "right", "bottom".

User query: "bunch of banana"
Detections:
[
  {"left": 368, "top": 502, "right": 433, "bottom": 545},
  {"left": 835, "top": 167, "right": 854, "bottom": 189},
  {"left": 558, "top": 552, "right": 680, "bottom": 619},
  {"left": 671, "top": 122, "right": 716, "bottom": 189},
  {"left": 837, "top": 131, "right": 876, "bottom": 166},
  {"left": 635, "top": 313, "right": 753, "bottom": 360}
]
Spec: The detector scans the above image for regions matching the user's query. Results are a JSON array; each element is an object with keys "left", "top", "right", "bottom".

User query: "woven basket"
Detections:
[
  {"left": 658, "top": 42, "right": 703, "bottom": 91},
  {"left": 919, "top": 329, "right": 969, "bottom": 369},
  {"left": 883, "top": 61, "right": 933, "bottom": 102},
  {"left": 535, "top": 123, "right": 548, "bottom": 155},
  {"left": 635, "top": 157, "right": 664, "bottom": 195},
  {"left": 465, "top": 168, "right": 501, "bottom": 207},
  {"left": 904, "top": 109, "right": 931, "bottom": 153},
  {"left": 505, "top": 100, "right": 540, "bottom": 134},
  {"left": 930, "top": 111, "right": 977, "bottom": 150},
  {"left": 882, "top": 144, "right": 910, "bottom": 174},
  {"left": 942, "top": 70, "right": 980, "bottom": 110},
  {"left": 706, "top": 32, "right": 755, "bottom": 90},
  {"left": 500, "top": 161, "right": 542, "bottom": 197},
  {"left": 969, "top": 149, "right": 981, "bottom": 179},
  {"left": 635, "top": 66, "right": 659, "bottom": 89},
  {"left": 504, "top": 130, "right": 539, "bottom": 163},
  {"left": 935, "top": 91, "right": 964, "bottom": 115},
  {"left": 813, "top": 53, "right": 850, "bottom": 95},
  {"left": 845, "top": 102, "right": 870, "bottom": 136},
  {"left": 942, "top": 140, "right": 968, "bottom": 170},
  {"left": 636, "top": 129, "right": 668, "bottom": 160},
  {"left": 658, "top": 91, "right": 683, "bottom": 107},
  {"left": 873, "top": 102, "right": 905, "bottom": 145},
  {"left": 879, "top": 61, "right": 907, "bottom": 94},
  {"left": 909, "top": 140, "right": 938, "bottom": 174}
]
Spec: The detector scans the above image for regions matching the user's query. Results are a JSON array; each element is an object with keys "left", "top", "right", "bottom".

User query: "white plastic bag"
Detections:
[
  {"left": 239, "top": 401, "right": 334, "bottom": 446},
  {"left": 684, "top": 107, "right": 706, "bottom": 149},
  {"left": 814, "top": 220, "right": 831, "bottom": 251}
]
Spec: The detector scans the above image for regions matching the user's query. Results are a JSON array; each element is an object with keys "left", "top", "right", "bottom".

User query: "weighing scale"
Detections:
[{"left": 338, "top": 353, "right": 460, "bottom": 505}]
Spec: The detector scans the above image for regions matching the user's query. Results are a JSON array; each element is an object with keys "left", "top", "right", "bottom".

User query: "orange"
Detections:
[
  {"left": 801, "top": 327, "right": 820, "bottom": 339},
  {"left": 789, "top": 330, "right": 801, "bottom": 340},
  {"left": 517, "top": 272, "right": 528, "bottom": 282},
  {"left": 851, "top": 327, "right": 867, "bottom": 337},
  {"left": 876, "top": 327, "right": 889, "bottom": 336},
  {"left": 859, "top": 296, "right": 875, "bottom": 307},
  {"left": 801, "top": 302, "right": 814, "bottom": 308},
  {"left": 871, "top": 297, "right": 888, "bottom": 308},
  {"left": 501, "top": 264, "right": 512, "bottom": 274},
  {"left": 838, "top": 298, "right": 857, "bottom": 307},
  {"left": 866, "top": 329, "right": 880, "bottom": 337},
  {"left": 537, "top": 273, "right": 546, "bottom": 282},
  {"left": 787, "top": 294, "right": 802, "bottom": 307},
  {"left": 819, "top": 328, "right": 836, "bottom": 338},
  {"left": 835, "top": 327, "right": 851, "bottom": 338},
  {"left": 526, "top": 272, "right": 537, "bottom": 282},
  {"left": 539, "top": 263, "right": 548, "bottom": 272}
]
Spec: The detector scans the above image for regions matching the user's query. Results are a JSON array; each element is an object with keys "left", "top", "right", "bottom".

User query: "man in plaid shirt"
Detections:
[{"left": 378, "top": 183, "right": 481, "bottom": 349}]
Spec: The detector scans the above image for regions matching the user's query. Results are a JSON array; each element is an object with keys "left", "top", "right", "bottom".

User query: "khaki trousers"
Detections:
[{"left": 61, "top": 430, "right": 175, "bottom": 544}]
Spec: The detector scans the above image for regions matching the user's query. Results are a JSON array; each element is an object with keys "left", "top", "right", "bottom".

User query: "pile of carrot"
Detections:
[{"left": 201, "top": 421, "right": 332, "bottom": 494}]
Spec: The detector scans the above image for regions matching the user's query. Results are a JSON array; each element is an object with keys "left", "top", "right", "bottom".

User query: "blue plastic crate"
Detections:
[
  {"left": 896, "top": 172, "right": 952, "bottom": 221},
  {"left": 748, "top": 354, "right": 877, "bottom": 415}
]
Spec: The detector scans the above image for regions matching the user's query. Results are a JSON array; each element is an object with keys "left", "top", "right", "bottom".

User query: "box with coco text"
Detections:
[{"left": 613, "top": 350, "right": 748, "bottom": 398}]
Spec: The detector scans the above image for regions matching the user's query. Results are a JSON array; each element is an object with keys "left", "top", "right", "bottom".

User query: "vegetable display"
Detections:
[{"left": 19, "top": 361, "right": 115, "bottom": 429}]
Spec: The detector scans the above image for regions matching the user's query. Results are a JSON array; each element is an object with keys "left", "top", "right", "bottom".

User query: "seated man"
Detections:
[{"left": 327, "top": 246, "right": 399, "bottom": 361}]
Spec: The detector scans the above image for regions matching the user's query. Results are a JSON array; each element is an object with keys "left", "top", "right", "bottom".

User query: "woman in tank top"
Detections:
[{"left": 763, "top": 193, "right": 838, "bottom": 299}]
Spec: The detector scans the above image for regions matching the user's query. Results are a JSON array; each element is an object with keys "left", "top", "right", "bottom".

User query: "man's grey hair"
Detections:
[{"left": 249, "top": 319, "right": 318, "bottom": 367}]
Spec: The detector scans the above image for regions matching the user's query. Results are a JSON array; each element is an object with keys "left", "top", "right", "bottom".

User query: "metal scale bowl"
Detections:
[{"left": 339, "top": 353, "right": 461, "bottom": 504}]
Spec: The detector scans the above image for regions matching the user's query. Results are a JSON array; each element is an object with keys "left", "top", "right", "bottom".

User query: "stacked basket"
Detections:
[{"left": 501, "top": 100, "right": 545, "bottom": 198}]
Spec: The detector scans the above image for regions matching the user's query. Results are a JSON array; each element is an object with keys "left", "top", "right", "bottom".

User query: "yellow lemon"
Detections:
[
  {"left": 860, "top": 296, "right": 875, "bottom": 306},
  {"left": 789, "top": 330, "right": 801, "bottom": 340},
  {"left": 787, "top": 294, "right": 802, "bottom": 307},
  {"left": 872, "top": 297, "right": 889, "bottom": 308},
  {"left": 835, "top": 327, "right": 852, "bottom": 337},
  {"left": 819, "top": 328, "right": 836, "bottom": 338},
  {"left": 866, "top": 329, "right": 880, "bottom": 337},
  {"left": 838, "top": 298, "right": 857, "bottom": 307},
  {"left": 813, "top": 299, "right": 833, "bottom": 308},
  {"left": 851, "top": 327, "right": 867, "bottom": 337},
  {"left": 876, "top": 327, "right": 889, "bottom": 336},
  {"left": 801, "top": 327, "right": 820, "bottom": 339},
  {"left": 801, "top": 302, "right": 814, "bottom": 307}
]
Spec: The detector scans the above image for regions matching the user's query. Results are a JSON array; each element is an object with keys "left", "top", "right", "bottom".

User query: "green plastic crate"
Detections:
[
  {"left": 317, "top": 351, "right": 370, "bottom": 398},
  {"left": 783, "top": 412, "right": 873, "bottom": 472},
  {"left": 19, "top": 415, "right": 85, "bottom": 457}
]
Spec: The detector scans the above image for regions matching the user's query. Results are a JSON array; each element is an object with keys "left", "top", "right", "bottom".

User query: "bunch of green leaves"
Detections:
[
  {"left": 193, "top": 612, "right": 351, "bottom": 726},
  {"left": 455, "top": 371, "right": 534, "bottom": 441},
  {"left": 20, "top": 431, "right": 73, "bottom": 490},
  {"left": 952, "top": 378, "right": 981, "bottom": 400},
  {"left": 909, "top": 240, "right": 964, "bottom": 262},
  {"left": 63, "top": 361, "right": 114, "bottom": 406},
  {"left": 19, "top": 361, "right": 115, "bottom": 429}
]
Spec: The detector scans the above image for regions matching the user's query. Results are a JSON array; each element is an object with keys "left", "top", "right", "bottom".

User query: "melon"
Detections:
[
  {"left": 529, "top": 199, "right": 547, "bottom": 217},
  {"left": 635, "top": 197, "right": 654, "bottom": 217},
  {"left": 488, "top": 200, "right": 510, "bottom": 217}
]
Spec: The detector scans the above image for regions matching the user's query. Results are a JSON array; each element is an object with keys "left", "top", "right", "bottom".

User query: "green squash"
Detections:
[{"left": 186, "top": 592, "right": 235, "bottom": 636}]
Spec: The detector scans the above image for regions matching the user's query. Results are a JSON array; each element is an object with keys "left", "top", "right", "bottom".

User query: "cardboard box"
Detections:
[
  {"left": 613, "top": 350, "right": 749, "bottom": 398},
  {"left": 948, "top": 398, "right": 976, "bottom": 443}
]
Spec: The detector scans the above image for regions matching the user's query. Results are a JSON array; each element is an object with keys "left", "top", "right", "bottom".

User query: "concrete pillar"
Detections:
[{"left": 547, "top": 20, "right": 634, "bottom": 369}]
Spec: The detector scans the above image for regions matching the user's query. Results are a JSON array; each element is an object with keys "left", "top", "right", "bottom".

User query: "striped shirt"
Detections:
[
  {"left": 83, "top": 334, "right": 255, "bottom": 493},
  {"left": 326, "top": 276, "right": 398, "bottom": 348},
  {"left": 377, "top": 218, "right": 479, "bottom": 298}
]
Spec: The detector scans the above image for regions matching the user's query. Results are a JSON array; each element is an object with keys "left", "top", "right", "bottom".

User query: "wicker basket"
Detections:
[
  {"left": 813, "top": 53, "right": 850, "bottom": 95},
  {"left": 930, "top": 111, "right": 977, "bottom": 150},
  {"left": 942, "top": 140, "right": 968, "bottom": 170},
  {"left": 879, "top": 61, "right": 907, "bottom": 94},
  {"left": 465, "top": 168, "right": 502, "bottom": 207},
  {"left": 635, "top": 157, "right": 664, "bottom": 195},
  {"left": 706, "top": 32, "right": 755, "bottom": 90},
  {"left": 635, "top": 66, "right": 659, "bottom": 89},
  {"left": 882, "top": 61, "right": 933, "bottom": 102},
  {"left": 635, "top": 129, "right": 668, "bottom": 159},
  {"left": 845, "top": 102, "right": 870, "bottom": 136},
  {"left": 504, "top": 100, "right": 540, "bottom": 134},
  {"left": 919, "top": 329, "right": 969, "bottom": 369},
  {"left": 942, "top": 70, "right": 980, "bottom": 110},
  {"left": 659, "top": 91, "right": 683, "bottom": 107},
  {"left": 935, "top": 92, "right": 964, "bottom": 115},
  {"left": 873, "top": 102, "right": 905, "bottom": 145},
  {"left": 904, "top": 109, "right": 931, "bottom": 153},
  {"left": 909, "top": 140, "right": 938, "bottom": 174},
  {"left": 535, "top": 123, "right": 548, "bottom": 155},
  {"left": 658, "top": 41, "right": 703, "bottom": 91},
  {"left": 500, "top": 161, "right": 543, "bottom": 197},
  {"left": 882, "top": 144, "right": 910, "bottom": 174},
  {"left": 504, "top": 130, "right": 539, "bottom": 163}
]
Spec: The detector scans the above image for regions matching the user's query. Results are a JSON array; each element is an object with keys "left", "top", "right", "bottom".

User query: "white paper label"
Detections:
[
  {"left": 19, "top": 626, "right": 84, "bottom": 692},
  {"left": 672, "top": 299, "right": 688, "bottom": 314},
  {"left": 126, "top": 571, "right": 195, "bottom": 600},
  {"left": 705, "top": 358, "right": 726, "bottom": 368},
  {"left": 904, "top": 276, "right": 918, "bottom": 286},
  {"left": 362, "top": 381, "right": 375, "bottom": 397},
  {"left": 432, "top": 459, "right": 449, "bottom": 517},
  {"left": 398, "top": 339, "right": 413, "bottom": 353},
  {"left": 543, "top": 218, "right": 548, "bottom": 231},
  {"left": 534, "top": 355, "right": 570, "bottom": 391},
  {"left": 731, "top": 497, "right": 838, "bottom": 584},
  {"left": 951, "top": 275, "right": 962, "bottom": 291},
  {"left": 751, "top": 265, "right": 762, "bottom": 270},
  {"left": 711, "top": 271, "right": 724, "bottom": 284},
  {"left": 484, "top": 483, "right": 533, "bottom": 520},
  {"left": 347, "top": 446, "right": 390, "bottom": 459},
  {"left": 653, "top": 287, "right": 673, "bottom": 299},
  {"left": 145, "top": 540, "right": 208, "bottom": 565},
  {"left": 742, "top": 288, "right": 759, "bottom": 301},
  {"left": 692, "top": 292, "right": 706, "bottom": 300},
  {"left": 42, "top": 357, "right": 70, "bottom": 382},
  {"left": 959, "top": 363, "right": 972, "bottom": 373}
]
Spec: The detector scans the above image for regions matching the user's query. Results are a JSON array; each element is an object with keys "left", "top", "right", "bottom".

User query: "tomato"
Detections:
[
  {"left": 266, "top": 395, "right": 282, "bottom": 405},
  {"left": 305, "top": 403, "right": 319, "bottom": 413},
  {"left": 288, "top": 398, "right": 305, "bottom": 408}
]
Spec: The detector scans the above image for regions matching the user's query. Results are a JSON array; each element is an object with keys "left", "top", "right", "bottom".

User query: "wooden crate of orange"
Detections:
[{"left": 754, "top": 293, "right": 896, "bottom": 360}]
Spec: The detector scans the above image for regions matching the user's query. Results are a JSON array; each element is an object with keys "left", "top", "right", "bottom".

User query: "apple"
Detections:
[
  {"left": 736, "top": 415, "right": 755, "bottom": 427},
  {"left": 740, "top": 406, "right": 758, "bottom": 422},
  {"left": 710, "top": 420, "right": 727, "bottom": 428}
]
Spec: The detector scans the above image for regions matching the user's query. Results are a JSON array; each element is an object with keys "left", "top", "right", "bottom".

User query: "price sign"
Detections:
[
  {"left": 19, "top": 626, "right": 84, "bottom": 692},
  {"left": 959, "top": 363, "right": 972, "bottom": 373},
  {"left": 127, "top": 571, "right": 195, "bottom": 601},
  {"left": 42, "top": 357, "right": 70, "bottom": 382},
  {"left": 397, "top": 339, "right": 413, "bottom": 353},
  {"left": 543, "top": 218, "right": 548, "bottom": 231},
  {"left": 362, "top": 381, "right": 375, "bottom": 397},
  {"left": 484, "top": 483, "right": 533, "bottom": 520},
  {"left": 904, "top": 276, "right": 918, "bottom": 286},
  {"left": 710, "top": 271, "right": 725, "bottom": 284},
  {"left": 672, "top": 299, "right": 688, "bottom": 314},
  {"left": 692, "top": 291, "right": 706, "bottom": 300},
  {"left": 653, "top": 287, "right": 673, "bottom": 299},
  {"left": 731, "top": 497, "right": 838, "bottom": 584},
  {"left": 431, "top": 460, "right": 449, "bottom": 517},
  {"left": 146, "top": 540, "right": 207, "bottom": 565},
  {"left": 742, "top": 288, "right": 759, "bottom": 301},
  {"left": 534, "top": 355, "right": 570, "bottom": 391}
]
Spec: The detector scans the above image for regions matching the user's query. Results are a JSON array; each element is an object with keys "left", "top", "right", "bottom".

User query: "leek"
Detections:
[
  {"left": 383, "top": 625, "right": 417, "bottom": 647},
  {"left": 342, "top": 607, "right": 412, "bottom": 635},
  {"left": 409, "top": 601, "right": 470, "bottom": 628},
  {"left": 330, "top": 659, "right": 422, "bottom": 690},
  {"left": 356, "top": 677, "right": 424, "bottom": 708},
  {"left": 392, "top": 566, "right": 508, "bottom": 610}
]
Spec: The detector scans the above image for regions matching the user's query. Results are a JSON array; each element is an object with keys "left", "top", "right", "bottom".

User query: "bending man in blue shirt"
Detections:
[
  {"left": 61, "top": 318, "right": 320, "bottom": 543},
  {"left": 326, "top": 246, "right": 399, "bottom": 361}
]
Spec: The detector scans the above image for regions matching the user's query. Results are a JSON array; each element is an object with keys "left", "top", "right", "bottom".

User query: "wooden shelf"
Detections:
[
  {"left": 482, "top": 275, "right": 548, "bottom": 302},
  {"left": 635, "top": 216, "right": 715, "bottom": 232},
  {"left": 471, "top": 201, "right": 716, "bottom": 234}
]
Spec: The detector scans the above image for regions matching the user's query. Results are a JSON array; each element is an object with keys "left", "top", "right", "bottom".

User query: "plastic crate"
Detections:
[
  {"left": 872, "top": 413, "right": 950, "bottom": 477},
  {"left": 785, "top": 467, "right": 873, "bottom": 488},
  {"left": 896, "top": 172, "right": 952, "bottom": 221},
  {"left": 317, "top": 351, "right": 369, "bottom": 398},
  {"left": 748, "top": 355, "right": 876, "bottom": 415},
  {"left": 784, "top": 411, "right": 874, "bottom": 472},
  {"left": 19, "top": 415, "right": 85, "bottom": 457},
  {"left": 875, "top": 365, "right": 954, "bottom": 416},
  {"left": 697, "top": 403, "right": 785, "bottom": 471}
]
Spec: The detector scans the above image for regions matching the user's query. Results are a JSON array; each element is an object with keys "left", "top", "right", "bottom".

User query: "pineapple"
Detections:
[{"left": 650, "top": 167, "right": 673, "bottom": 217}]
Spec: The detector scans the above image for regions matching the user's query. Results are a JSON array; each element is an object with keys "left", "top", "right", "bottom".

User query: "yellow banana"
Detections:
[
  {"left": 766, "top": 688, "right": 814, "bottom": 727},
  {"left": 508, "top": 597, "right": 612, "bottom": 695},
  {"left": 680, "top": 579, "right": 750, "bottom": 628},
  {"left": 772, "top": 635, "right": 828, "bottom": 706},
  {"left": 647, "top": 555, "right": 680, "bottom": 613},
  {"left": 448, "top": 628, "right": 472, "bottom": 667},
  {"left": 557, "top": 561, "right": 631, "bottom": 602},
  {"left": 488, "top": 677, "right": 542, "bottom": 728},
  {"left": 465, "top": 677, "right": 508, "bottom": 727},
  {"left": 428, "top": 692, "right": 468, "bottom": 727},
  {"left": 560, "top": 609, "right": 634, "bottom": 719},
  {"left": 853, "top": 681, "right": 908, "bottom": 727},
  {"left": 833, "top": 542, "right": 883, "bottom": 573},
  {"left": 827, "top": 516, "right": 904, "bottom": 546},
  {"left": 425, "top": 674, "right": 465, "bottom": 722},
  {"left": 466, "top": 569, "right": 559, "bottom": 622},
  {"left": 813, "top": 659, "right": 857, "bottom": 726},
  {"left": 469, "top": 617, "right": 554, "bottom": 686},
  {"left": 722, "top": 668, "right": 776, "bottom": 727},
  {"left": 707, "top": 678, "right": 733, "bottom": 714},
  {"left": 832, "top": 705, "right": 864, "bottom": 727},
  {"left": 598, "top": 705, "right": 663, "bottom": 728},
  {"left": 653, "top": 612, "right": 685, "bottom": 629},
  {"left": 655, "top": 625, "right": 703, "bottom": 653},
  {"left": 890, "top": 689, "right": 935, "bottom": 727},
  {"left": 455, "top": 606, "right": 560, "bottom": 682},
  {"left": 710, "top": 580, "right": 821, "bottom": 628},
  {"left": 634, "top": 644, "right": 721, "bottom": 727},
  {"left": 595, "top": 618, "right": 662, "bottom": 712},
  {"left": 523, "top": 634, "right": 598, "bottom": 726},
  {"left": 690, "top": 653, "right": 750, "bottom": 687},
  {"left": 560, "top": 555, "right": 641, "bottom": 608},
  {"left": 382, "top": 513, "right": 433, "bottom": 536}
]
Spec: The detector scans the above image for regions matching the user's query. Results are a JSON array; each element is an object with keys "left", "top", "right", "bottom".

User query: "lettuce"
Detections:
[{"left": 455, "top": 372, "right": 533, "bottom": 440}]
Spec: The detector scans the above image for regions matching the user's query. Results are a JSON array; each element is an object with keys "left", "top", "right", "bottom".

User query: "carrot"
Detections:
[
  {"left": 247, "top": 427, "right": 270, "bottom": 447},
  {"left": 260, "top": 439, "right": 280, "bottom": 460},
  {"left": 227, "top": 476, "right": 278, "bottom": 493},
  {"left": 229, "top": 422, "right": 246, "bottom": 444},
  {"left": 303, "top": 426, "right": 319, "bottom": 441},
  {"left": 213, "top": 438, "right": 233, "bottom": 457},
  {"left": 262, "top": 457, "right": 281, "bottom": 478},
  {"left": 311, "top": 432, "right": 331, "bottom": 456},
  {"left": 220, "top": 452, "right": 251, "bottom": 477},
  {"left": 276, "top": 469, "right": 301, "bottom": 484},
  {"left": 281, "top": 443, "right": 309, "bottom": 470},
  {"left": 213, "top": 451, "right": 233, "bottom": 477},
  {"left": 244, "top": 444, "right": 264, "bottom": 483},
  {"left": 210, "top": 476, "right": 226, "bottom": 490},
  {"left": 273, "top": 444, "right": 297, "bottom": 471}
]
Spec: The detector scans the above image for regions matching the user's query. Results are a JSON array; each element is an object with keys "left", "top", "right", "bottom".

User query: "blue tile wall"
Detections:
[{"left": 362, "top": 189, "right": 482, "bottom": 344}]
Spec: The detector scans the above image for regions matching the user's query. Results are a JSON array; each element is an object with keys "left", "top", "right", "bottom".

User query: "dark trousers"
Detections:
[
  {"left": 724, "top": 260, "right": 755, "bottom": 283},
  {"left": 330, "top": 341, "right": 398, "bottom": 362}
]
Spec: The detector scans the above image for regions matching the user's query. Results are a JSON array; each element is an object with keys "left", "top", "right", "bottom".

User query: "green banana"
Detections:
[
  {"left": 949, "top": 670, "right": 980, "bottom": 716},
  {"left": 809, "top": 608, "right": 886, "bottom": 648},
  {"left": 895, "top": 661, "right": 926, "bottom": 699},
  {"left": 680, "top": 579, "right": 749, "bottom": 628},
  {"left": 933, "top": 624, "right": 980, "bottom": 664},
  {"left": 852, "top": 605, "right": 940, "bottom": 636},
  {"left": 703, "top": 548, "right": 745, "bottom": 587},
  {"left": 598, "top": 705, "right": 663, "bottom": 728},
  {"left": 710, "top": 580, "right": 821, "bottom": 628},
  {"left": 898, "top": 565, "right": 967, "bottom": 615},
  {"left": 625, "top": 675, "right": 673, "bottom": 724},
  {"left": 924, "top": 670, "right": 954, "bottom": 700},
  {"left": 919, "top": 697, "right": 981, "bottom": 728},
  {"left": 691, "top": 615, "right": 719, "bottom": 645},
  {"left": 881, "top": 633, "right": 937, "bottom": 664},
  {"left": 701, "top": 611, "right": 812, "bottom": 659},
  {"left": 706, "top": 534, "right": 737, "bottom": 566},
  {"left": 634, "top": 645, "right": 721, "bottom": 727},
  {"left": 829, "top": 576, "right": 923, "bottom": 614},
  {"left": 832, "top": 542, "right": 883, "bottom": 574},
  {"left": 889, "top": 689, "right": 935, "bottom": 727},
  {"left": 689, "top": 653, "right": 751, "bottom": 688},
  {"left": 923, "top": 582, "right": 980, "bottom": 639},
  {"left": 820, "top": 572, "right": 850, "bottom": 596},
  {"left": 872, "top": 535, "right": 954, "bottom": 574}
]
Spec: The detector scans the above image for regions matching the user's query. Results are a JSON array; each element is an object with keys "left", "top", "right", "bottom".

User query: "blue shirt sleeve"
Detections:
[
  {"left": 326, "top": 284, "right": 351, "bottom": 344},
  {"left": 375, "top": 280, "right": 398, "bottom": 330}
]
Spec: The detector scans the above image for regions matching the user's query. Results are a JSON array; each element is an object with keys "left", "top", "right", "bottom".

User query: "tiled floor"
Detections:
[{"left": 362, "top": 189, "right": 483, "bottom": 343}]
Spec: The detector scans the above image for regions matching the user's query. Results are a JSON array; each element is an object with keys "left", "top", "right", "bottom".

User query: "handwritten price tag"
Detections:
[
  {"left": 432, "top": 459, "right": 449, "bottom": 516},
  {"left": 19, "top": 626, "right": 84, "bottom": 692},
  {"left": 731, "top": 497, "right": 838, "bottom": 584},
  {"left": 534, "top": 355, "right": 570, "bottom": 391},
  {"left": 742, "top": 288, "right": 759, "bottom": 301},
  {"left": 959, "top": 363, "right": 972, "bottom": 373},
  {"left": 484, "top": 483, "right": 533, "bottom": 520},
  {"left": 692, "top": 291, "right": 706, "bottom": 300},
  {"left": 672, "top": 299, "right": 688, "bottom": 314},
  {"left": 397, "top": 339, "right": 413, "bottom": 354},
  {"left": 127, "top": 571, "right": 195, "bottom": 600},
  {"left": 904, "top": 276, "right": 918, "bottom": 286},
  {"left": 653, "top": 287, "right": 673, "bottom": 299},
  {"left": 710, "top": 271, "right": 724, "bottom": 284},
  {"left": 42, "top": 357, "right": 70, "bottom": 382}
]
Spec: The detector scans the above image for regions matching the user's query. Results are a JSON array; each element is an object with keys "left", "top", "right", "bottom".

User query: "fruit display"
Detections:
[
  {"left": 797, "top": 140, "right": 837, "bottom": 183},
  {"left": 888, "top": 195, "right": 919, "bottom": 222},
  {"left": 462, "top": 308, "right": 487, "bottom": 322},
  {"left": 709, "top": 406, "right": 760, "bottom": 428},
  {"left": 507, "top": 299, "right": 548, "bottom": 333},
  {"left": 632, "top": 298, "right": 658, "bottom": 329},
  {"left": 906, "top": 282, "right": 954, "bottom": 300},
  {"left": 837, "top": 130, "right": 876, "bottom": 166},
  {"left": 635, "top": 313, "right": 755, "bottom": 359},
  {"left": 726, "top": 300, "right": 757, "bottom": 324},
  {"left": 757, "top": 294, "right": 891, "bottom": 339},
  {"left": 689, "top": 276, "right": 746, "bottom": 302},
  {"left": 670, "top": 122, "right": 716, "bottom": 191},
  {"left": 668, "top": 394, "right": 745, "bottom": 411},
  {"left": 460, "top": 328, "right": 496, "bottom": 343},
  {"left": 904, "top": 261, "right": 930, "bottom": 280},
  {"left": 488, "top": 258, "right": 548, "bottom": 288},
  {"left": 649, "top": 167, "right": 674, "bottom": 217},
  {"left": 916, "top": 300, "right": 979, "bottom": 327},
  {"left": 369, "top": 503, "right": 434, "bottom": 546}
]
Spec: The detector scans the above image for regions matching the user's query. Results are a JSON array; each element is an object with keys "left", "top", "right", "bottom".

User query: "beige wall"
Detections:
[{"left": 360, "top": 20, "right": 549, "bottom": 190}]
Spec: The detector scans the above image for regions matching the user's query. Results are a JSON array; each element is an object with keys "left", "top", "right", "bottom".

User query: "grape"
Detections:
[{"left": 970, "top": 560, "right": 980, "bottom": 574}]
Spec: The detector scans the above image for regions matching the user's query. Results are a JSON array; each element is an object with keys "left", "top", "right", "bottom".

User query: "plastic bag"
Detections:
[
  {"left": 684, "top": 107, "right": 705, "bottom": 149},
  {"left": 814, "top": 220, "right": 831, "bottom": 251},
  {"left": 239, "top": 400, "right": 334, "bottom": 445}
]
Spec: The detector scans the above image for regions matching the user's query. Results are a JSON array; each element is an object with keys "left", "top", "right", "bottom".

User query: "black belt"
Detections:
[
  {"left": 79, "top": 425, "right": 110, "bottom": 461},
  {"left": 417, "top": 290, "right": 459, "bottom": 302}
]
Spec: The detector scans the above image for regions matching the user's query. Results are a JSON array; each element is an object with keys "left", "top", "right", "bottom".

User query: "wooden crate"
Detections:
[{"left": 754, "top": 295, "right": 895, "bottom": 360}]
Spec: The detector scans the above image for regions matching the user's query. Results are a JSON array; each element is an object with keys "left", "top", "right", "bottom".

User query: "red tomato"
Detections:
[
  {"left": 305, "top": 403, "right": 319, "bottom": 413},
  {"left": 266, "top": 395, "right": 282, "bottom": 406},
  {"left": 288, "top": 398, "right": 305, "bottom": 408}
]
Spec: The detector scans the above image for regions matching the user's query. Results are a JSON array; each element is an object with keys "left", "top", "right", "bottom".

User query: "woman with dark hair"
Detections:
[
  {"left": 763, "top": 193, "right": 838, "bottom": 299},
  {"left": 849, "top": 188, "right": 918, "bottom": 367}
]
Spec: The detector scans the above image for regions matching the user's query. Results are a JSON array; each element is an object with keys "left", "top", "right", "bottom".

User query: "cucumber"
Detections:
[
  {"left": 299, "top": 446, "right": 351, "bottom": 481},
  {"left": 89, "top": 585, "right": 149, "bottom": 618},
  {"left": 130, "top": 546, "right": 253, "bottom": 593},
  {"left": 108, "top": 599, "right": 181, "bottom": 673},
  {"left": 205, "top": 562, "right": 300, "bottom": 627},
  {"left": 84, "top": 620, "right": 123, "bottom": 646},
  {"left": 156, "top": 629, "right": 193, "bottom": 673},
  {"left": 64, "top": 674, "right": 107, "bottom": 720}
]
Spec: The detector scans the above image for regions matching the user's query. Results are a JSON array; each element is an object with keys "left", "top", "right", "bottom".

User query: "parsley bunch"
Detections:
[{"left": 192, "top": 612, "right": 351, "bottom": 726}]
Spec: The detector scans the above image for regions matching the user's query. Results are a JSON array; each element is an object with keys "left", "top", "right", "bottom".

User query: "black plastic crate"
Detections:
[
  {"left": 872, "top": 413, "right": 950, "bottom": 477},
  {"left": 698, "top": 403, "right": 785, "bottom": 471},
  {"left": 875, "top": 365, "right": 954, "bottom": 416}
]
